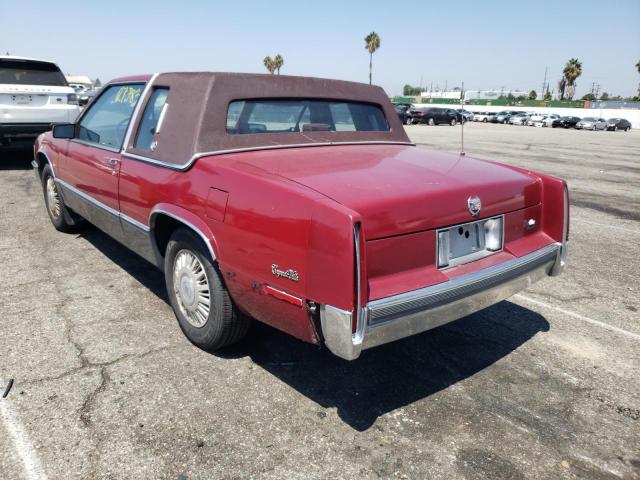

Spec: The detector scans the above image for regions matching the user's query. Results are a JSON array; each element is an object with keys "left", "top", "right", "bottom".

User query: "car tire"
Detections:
[
  {"left": 40, "top": 164, "right": 81, "bottom": 233},
  {"left": 165, "top": 228, "right": 250, "bottom": 351},
  {"left": 450, "top": 118, "right": 457, "bottom": 126},
  {"left": 428, "top": 118, "right": 435, "bottom": 126},
  {"left": 482, "top": 118, "right": 487, "bottom": 123},
  {"left": 592, "top": 125, "right": 596, "bottom": 131},
  {"left": 405, "top": 117, "right": 412, "bottom": 125},
  {"left": 625, "top": 126, "right": 630, "bottom": 132}
]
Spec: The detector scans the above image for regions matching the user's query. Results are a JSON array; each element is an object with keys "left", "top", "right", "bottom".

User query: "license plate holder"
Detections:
[{"left": 437, "top": 215, "right": 504, "bottom": 268}]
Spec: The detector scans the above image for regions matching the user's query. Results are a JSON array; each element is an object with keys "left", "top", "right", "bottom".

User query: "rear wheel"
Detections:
[
  {"left": 165, "top": 228, "right": 249, "bottom": 351},
  {"left": 404, "top": 116, "right": 412, "bottom": 125},
  {"left": 625, "top": 126, "right": 631, "bottom": 132},
  {"left": 592, "top": 125, "right": 596, "bottom": 131},
  {"left": 450, "top": 118, "right": 457, "bottom": 126},
  {"left": 427, "top": 118, "right": 435, "bottom": 126},
  {"left": 41, "top": 164, "right": 80, "bottom": 232},
  {"left": 482, "top": 118, "right": 488, "bottom": 123}
]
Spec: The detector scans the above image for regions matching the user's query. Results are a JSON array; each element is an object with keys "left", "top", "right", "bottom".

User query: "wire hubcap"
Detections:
[
  {"left": 173, "top": 250, "right": 210, "bottom": 328},
  {"left": 46, "top": 177, "right": 61, "bottom": 218}
]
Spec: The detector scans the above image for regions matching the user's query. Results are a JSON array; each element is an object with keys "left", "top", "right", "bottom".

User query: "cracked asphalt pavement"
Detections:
[{"left": 1, "top": 123, "right": 639, "bottom": 479}]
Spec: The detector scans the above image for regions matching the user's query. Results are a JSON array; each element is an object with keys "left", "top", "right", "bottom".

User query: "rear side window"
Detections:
[
  {"left": 134, "top": 88, "right": 169, "bottom": 151},
  {"left": 226, "top": 99, "right": 389, "bottom": 134},
  {"left": 78, "top": 83, "right": 144, "bottom": 149},
  {"left": 0, "top": 59, "right": 67, "bottom": 86}
]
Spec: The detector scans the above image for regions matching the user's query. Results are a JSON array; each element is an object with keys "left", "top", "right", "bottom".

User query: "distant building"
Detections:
[
  {"left": 420, "top": 89, "right": 529, "bottom": 101},
  {"left": 65, "top": 75, "right": 93, "bottom": 88}
]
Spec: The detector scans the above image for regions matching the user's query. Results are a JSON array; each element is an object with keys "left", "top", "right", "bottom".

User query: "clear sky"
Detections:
[{"left": 2, "top": 0, "right": 639, "bottom": 97}]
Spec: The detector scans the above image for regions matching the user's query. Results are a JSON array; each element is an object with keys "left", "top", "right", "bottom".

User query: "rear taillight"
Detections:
[{"left": 67, "top": 93, "right": 78, "bottom": 105}]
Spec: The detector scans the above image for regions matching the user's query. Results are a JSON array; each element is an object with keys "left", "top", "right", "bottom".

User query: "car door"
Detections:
[{"left": 59, "top": 83, "right": 145, "bottom": 240}]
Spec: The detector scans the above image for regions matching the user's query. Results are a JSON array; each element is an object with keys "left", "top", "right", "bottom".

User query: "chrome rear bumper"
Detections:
[{"left": 321, "top": 242, "right": 563, "bottom": 360}]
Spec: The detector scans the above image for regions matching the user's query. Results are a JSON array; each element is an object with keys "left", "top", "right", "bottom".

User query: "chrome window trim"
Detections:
[
  {"left": 70, "top": 138, "right": 121, "bottom": 153},
  {"left": 72, "top": 80, "right": 150, "bottom": 152},
  {"left": 154, "top": 102, "right": 169, "bottom": 135},
  {"left": 149, "top": 209, "right": 217, "bottom": 261},
  {"left": 122, "top": 73, "right": 158, "bottom": 150},
  {"left": 122, "top": 140, "right": 415, "bottom": 172}
]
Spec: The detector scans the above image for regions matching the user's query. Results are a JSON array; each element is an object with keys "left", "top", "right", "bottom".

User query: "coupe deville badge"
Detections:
[
  {"left": 468, "top": 196, "right": 481, "bottom": 216},
  {"left": 271, "top": 264, "right": 299, "bottom": 282}
]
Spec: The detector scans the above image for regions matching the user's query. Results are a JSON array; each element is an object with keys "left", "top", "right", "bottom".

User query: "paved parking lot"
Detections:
[{"left": 1, "top": 123, "right": 639, "bottom": 480}]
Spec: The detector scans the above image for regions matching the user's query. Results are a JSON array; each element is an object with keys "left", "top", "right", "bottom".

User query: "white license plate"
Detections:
[
  {"left": 437, "top": 216, "right": 504, "bottom": 268},
  {"left": 14, "top": 95, "right": 32, "bottom": 105}
]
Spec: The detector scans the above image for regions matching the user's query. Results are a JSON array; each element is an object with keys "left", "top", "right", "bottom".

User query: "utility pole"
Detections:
[
  {"left": 444, "top": 80, "right": 448, "bottom": 93},
  {"left": 541, "top": 66, "right": 547, "bottom": 101},
  {"left": 594, "top": 83, "right": 601, "bottom": 100}
]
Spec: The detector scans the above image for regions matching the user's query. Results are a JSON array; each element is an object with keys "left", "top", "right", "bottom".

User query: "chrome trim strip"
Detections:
[
  {"left": 551, "top": 186, "right": 569, "bottom": 276},
  {"left": 155, "top": 102, "right": 168, "bottom": 134},
  {"left": 320, "top": 242, "right": 561, "bottom": 360},
  {"left": 56, "top": 178, "right": 120, "bottom": 217},
  {"left": 70, "top": 138, "right": 120, "bottom": 153},
  {"left": 368, "top": 242, "right": 559, "bottom": 325},
  {"left": 122, "top": 73, "right": 158, "bottom": 150},
  {"left": 149, "top": 209, "right": 217, "bottom": 261},
  {"left": 122, "top": 141, "right": 416, "bottom": 172},
  {"left": 121, "top": 212, "right": 150, "bottom": 232},
  {"left": 353, "top": 223, "right": 365, "bottom": 345},
  {"left": 55, "top": 178, "right": 150, "bottom": 232},
  {"left": 35, "top": 149, "right": 55, "bottom": 176}
]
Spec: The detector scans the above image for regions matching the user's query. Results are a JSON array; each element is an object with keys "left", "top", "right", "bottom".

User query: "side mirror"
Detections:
[{"left": 52, "top": 123, "right": 75, "bottom": 139}]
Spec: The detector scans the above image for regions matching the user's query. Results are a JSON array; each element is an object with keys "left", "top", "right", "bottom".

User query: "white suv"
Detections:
[{"left": 1, "top": 56, "right": 80, "bottom": 148}]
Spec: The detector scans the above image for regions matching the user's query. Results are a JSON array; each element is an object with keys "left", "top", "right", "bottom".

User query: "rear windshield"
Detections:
[
  {"left": 0, "top": 59, "right": 67, "bottom": 86},
  {"left": 226, "top": 99, "right": 389, "bottom": 134}
]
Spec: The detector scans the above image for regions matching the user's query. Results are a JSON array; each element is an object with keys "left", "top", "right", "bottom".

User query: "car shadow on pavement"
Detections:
[
  {"left": 0, "top": 147, "right": 34, "bottom": 170},
  {"left": 79, "top": 224, "right": 550, "bottom": 432}
]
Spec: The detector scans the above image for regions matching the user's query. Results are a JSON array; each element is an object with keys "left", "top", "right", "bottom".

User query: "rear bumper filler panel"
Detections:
[{"left": 321, "top": 242, "right": 563, "bottom": 360}]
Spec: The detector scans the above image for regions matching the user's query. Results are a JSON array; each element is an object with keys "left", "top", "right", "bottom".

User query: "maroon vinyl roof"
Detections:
[{"left": 123, "top": 72, "right": 411, "bottom": 166}]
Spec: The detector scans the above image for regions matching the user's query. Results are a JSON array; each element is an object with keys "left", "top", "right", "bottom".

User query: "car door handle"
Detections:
[
  {"left": 103, "top": 157, "right": 119, "bottom": 167},
  {"left": 103, "top": 156, "right": 120, "bottom": 175}
]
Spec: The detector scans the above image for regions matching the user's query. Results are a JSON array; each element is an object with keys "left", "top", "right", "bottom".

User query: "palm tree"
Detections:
[
  {"left": 558, "top": 77, "right": 567, "bottom": 100},
  {"left": 364, "top": 32, "right": 381, "bottom": 85},
  {"left": 562, "top": 58, "right": 582, "bottom": 100},
  {"left": 263, "top": 56, "right": 276, "bottom": 74},
  {"left": 274, "top": 54, "right": 284, "bottom": 75}
]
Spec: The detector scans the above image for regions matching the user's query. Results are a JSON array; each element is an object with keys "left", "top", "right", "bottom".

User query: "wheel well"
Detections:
[
  {"left": 35, "top": 152, "right": 49, "bottom": 176},
  {"left": 152, "top": 214, "right": 185, "bottom": 258},
  {"left": 151, "top": 214, "right": 216, "bottom": 263}
]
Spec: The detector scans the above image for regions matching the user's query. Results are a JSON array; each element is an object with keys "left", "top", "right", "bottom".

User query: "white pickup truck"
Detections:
[{"left": 0, "top": 56, "right": 80, "bottom": 148}]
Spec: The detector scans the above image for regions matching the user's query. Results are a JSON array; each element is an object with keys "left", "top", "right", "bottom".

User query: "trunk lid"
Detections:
[{"left": 236, "top": 144, "right": 541, "bottom": 239}]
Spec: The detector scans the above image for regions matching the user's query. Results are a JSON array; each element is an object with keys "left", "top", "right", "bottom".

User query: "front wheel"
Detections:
[
  {"left": 404, "top": 116, "right": 412, "bottom": 125},
  {"left": 165, "top": 228, "right": 249, "bottom": 351},
  {"left": 450, "top": 118, "right": 457, "bottom": 126},
  {"left": 41, "top": 164, "right": 81, "bottom": 232},
  {"left": 625, "top": 126, "right": 631, "bottom": 132},
  {"left": 428, "top": 118, "right": 435, "bottom": 126},
  {"left": 592, "top": 125, "right": 596, "bottom": 131}
]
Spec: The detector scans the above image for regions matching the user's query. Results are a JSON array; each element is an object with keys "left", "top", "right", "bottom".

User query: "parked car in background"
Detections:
[
  {"left": 576, "top": 117, "right": 607, "bottom": 131},
  {"left": 69, "top": 83, "right": 98, "bottom": 106},
  {"left": 508, "top": 113, "right": 530, "bottom": 125},
  {"left": 485, "top": 111, "right": 498, "bottom": 123},
  {"left": 606, "top": 118, "right": 632, "bottom": 131},
  {"left": 456, "top": 109, "right": 474, "bottom": 122},
  {"left": 411, "top": 107, "right": 461, "bottom": 126},
  {"left": 551, "top": 116, "right": 581, "bottom": 128},
  {"left": 393, "top": 103, "right": 413, "bottom": 125},
  {"left": 473, "top": 112, "right": 489, "bottom": 122},
  {"left": 493, "top": 111, "right": 522, "bottom": 124},
  {"left": 541, "top": 114, "right": 560, "bottom": 127},
  {"left": 32, "top": 71, "right": 570, "bottom": 360},
  {"left": 0, "top": 56, "right": 80, "bottom": 148}
]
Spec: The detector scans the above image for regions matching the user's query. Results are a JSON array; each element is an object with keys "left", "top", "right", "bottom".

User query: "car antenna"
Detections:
[{"left": 460, "top": 81, "right": 465, "bottom": 156}]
